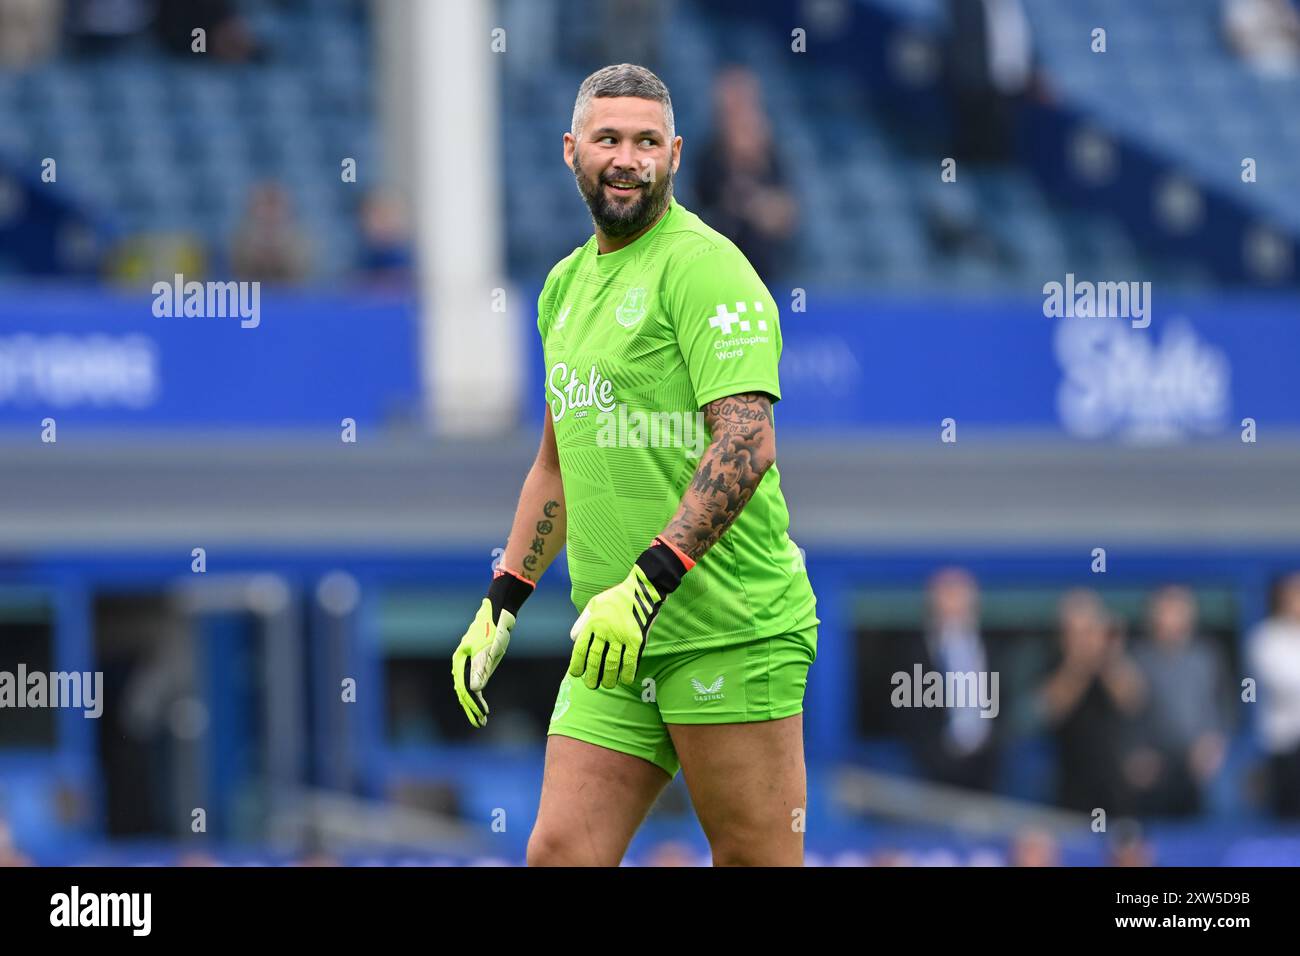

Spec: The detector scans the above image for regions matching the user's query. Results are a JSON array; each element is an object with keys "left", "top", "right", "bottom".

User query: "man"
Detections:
[
  {"left": 451, "top": 64, "right": 818, "bottom": 866},
  {"left": 1128, "top": 586, "right": 1229, "bottom": 817},
  {"left": 899, "top": 568, "right": 1000, "bottom": 791},
  {"left": 1248, "top": 572, "right": 1300, "bottom": 817}
]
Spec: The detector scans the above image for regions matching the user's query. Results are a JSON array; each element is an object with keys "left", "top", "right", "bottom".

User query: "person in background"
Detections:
[
  {"left": 154, "top": 0, "right": 262, "bottom": 62},
  {"left": 594, "top": 0, "right": 671, "bottom": 73},
  {"left": 899, "top": 568, "right": 1001, "bottom": 791},
  {"left": 0, "top": 0, "right": 62, "bottom": 67},
  {"left": 231, "top": 182, "right": 312, "bottom": 284},
  {"left": 1039, "top": 590, "right": 1145, "bottom": 815},
  {"left": 1009, "top": 826, "right": 1059, "bottom": 867},
  {"left": 693, "top": 66, "right": 798, "bottom": 284},
  {"left": 0, "top": 819, "right": 32, "bottom": 867},
  {"left": 65, "top": 0, "right": 152, "bottom": 58},
  {"left": 356, "top": 191, "right": 414, "bottom": 285},
  {"left": 1222, "top": 0, "right": 1300, "bottom": 77},
  {"left": 945, "top": 0, "right": 1035, "bottom": 163},
  {"left": 1247, "top": 572, "right": 1300, "bottom": 817},
  {"left": 1106, "top": 818, "right": 1154, "bottom": 867},
  {"left": 1128, "top": 586, "right": 1230, "bottom": 817}
]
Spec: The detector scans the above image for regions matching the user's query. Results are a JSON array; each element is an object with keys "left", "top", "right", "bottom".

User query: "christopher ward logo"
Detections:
[
  {"left": 50, "top": 887, "right": 151, "bottom": 936},
  {"left": 1042, "top": 273, "right": 1151, "bottom": 329},
  {"left": 0, "top": 666, "right": 103, "bottom": 718},
  {"left": 709, "top": 302, "right": 772, "bottom": 361},
  {"left": 890, "top": 665, "right": 999, "bottom": 718},
  {"left": 152, "top": 274, "right": 260, "bottom": 328}
]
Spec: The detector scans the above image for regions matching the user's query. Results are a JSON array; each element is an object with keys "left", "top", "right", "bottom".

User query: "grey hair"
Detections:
[{"left": 571, "top": 63, "right": 675, "bottom": 139}]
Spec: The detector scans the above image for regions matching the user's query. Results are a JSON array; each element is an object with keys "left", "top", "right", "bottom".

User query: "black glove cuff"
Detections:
[
  {"left": 487, "top": 568, "right": 534, "bottom": 621},
  {"left": 635, "top": 541, "right": 690, "bottom": 598}
]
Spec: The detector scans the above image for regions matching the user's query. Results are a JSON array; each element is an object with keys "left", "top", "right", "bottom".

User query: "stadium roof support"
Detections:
[{"left": 380, "top": 0, "right": 521, "bottom": 435}]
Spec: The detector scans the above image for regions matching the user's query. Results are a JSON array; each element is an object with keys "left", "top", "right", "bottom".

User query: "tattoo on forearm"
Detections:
[
  {"left": 520, "top": 499, "right": 563, "bottom": 580},
  {"left": 663, "top": 394, "right": 774, "bottom": 561}
]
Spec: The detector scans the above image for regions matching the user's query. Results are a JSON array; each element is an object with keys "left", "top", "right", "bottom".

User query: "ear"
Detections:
[
  {"left": 563, "top": 132, "right": 576, "bottom": 169},
  {"left": 670, "top": 135, "right": 683, "bottom": 174}
]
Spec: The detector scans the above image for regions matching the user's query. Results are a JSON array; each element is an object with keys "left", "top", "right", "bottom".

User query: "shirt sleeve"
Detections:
[{"left": 664, "top": 244, "right": 783, "bottom": 408}]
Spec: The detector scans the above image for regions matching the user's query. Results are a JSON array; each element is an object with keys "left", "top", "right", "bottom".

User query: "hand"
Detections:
[
  {"left": 451, "top": 568, "right": 533, "bottom": 727},
  {"left": 568, "top": 565, "right": 662, "bottom": 691},
  {"left": 1189, "top": 733, "right": 1227, "bottom": 782}
]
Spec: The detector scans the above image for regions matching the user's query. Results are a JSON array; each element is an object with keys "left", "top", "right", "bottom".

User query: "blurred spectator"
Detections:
[
  {"left": 1247, "top": 572, "right": 1300, "bottom": 817},
  {"left": 0, "top": 819, "right": 32, "bottom": 867},
  {"left": 693, "top": 66, "right": 798, "bottom": 283},
  {"left": 1128, "top": 586, "right": 1230, "bottom": 817},
  {"left": 154, "top": 0, "right": 262, "bottom": 62},
  {"left": 66, "top": 0, "right": 152, "bottom": 58},
  {"left": 231, "top": 183, "right": 312, "bottom": 284},
  {"left": 0, "top": 0, "right": 62, "bottom": 67},
  {"left": 106, "top": 232, "right": 207, "bottom": 288},
  {"left": 584, "top": 0, "right": 671, "bottom": 72},
  {"left": 945, "top": 0, "right": 1034, "bottom": 163},
  {"left": 1009, "top": 826, "right": 1059, "bottom": 867},
  {"left": 899, "top": 568, "right": 1001, "bottom": 791},
  {"left": 357, "top": 192, "right": 414, "bottom": 285},
  {"left": 1222, "top": 0, "right": 1300, "bottom": 77},
  {"left": 1106, "top": 818, "right": 1154, "bottom": 867},
  {"left": 1039, "top": 590, "right": 1145, "bottom": 815}
]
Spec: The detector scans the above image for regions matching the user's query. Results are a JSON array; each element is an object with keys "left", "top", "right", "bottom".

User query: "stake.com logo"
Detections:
[{"left": 548, "top": 362, "right": 616, "bottom": 422}]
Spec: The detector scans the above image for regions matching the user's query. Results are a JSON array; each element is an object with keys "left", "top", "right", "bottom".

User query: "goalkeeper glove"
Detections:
[
  {"left": 452, "top": 565, "right": 535, "bottom": 727},
  {"left": 568, "top": 537, "right": 693, "bottom": 690}
]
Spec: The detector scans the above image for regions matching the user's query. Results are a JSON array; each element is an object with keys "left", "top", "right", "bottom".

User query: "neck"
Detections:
[{"left": 595, "top": 199, "right": 672, "bottom": 255}]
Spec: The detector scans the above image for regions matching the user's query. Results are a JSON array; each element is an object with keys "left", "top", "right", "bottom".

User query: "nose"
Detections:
[{"left": 611, "top": 141, "right": 640, "bottom": 174}]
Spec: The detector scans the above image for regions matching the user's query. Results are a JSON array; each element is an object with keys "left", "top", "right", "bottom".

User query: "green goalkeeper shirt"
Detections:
[{"left": 537, "top": 198, "right": 818, "bottom": 653}]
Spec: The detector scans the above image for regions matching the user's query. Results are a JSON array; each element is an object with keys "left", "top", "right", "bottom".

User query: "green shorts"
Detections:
[{"left": 546, "top": 625, "right": 817, "bottom": 778}]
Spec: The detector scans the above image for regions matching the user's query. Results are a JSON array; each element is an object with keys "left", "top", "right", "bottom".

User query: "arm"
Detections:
[
  {"left": 1097, "top": 647, "right": 1147, "bottom": 715},
  {"left": 498, "top": 411, "right": 567, "bottom": 583},
  {"left": 452, "top": 411, "right": 566, "bottom": 727},
  {"left": 659, "top": 392, "right": 776, "bottom": 562},
  {"left": 1037, "top": 659, "right": 1096, "bottom": 725}
]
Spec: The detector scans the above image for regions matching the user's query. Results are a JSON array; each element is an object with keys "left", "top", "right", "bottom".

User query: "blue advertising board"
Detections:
[
  {"left": 0, "top": 285, "right": 421, "bottom": 428},
  {"left": 525, "top": 289, "right": 1298, "bottom": 440}
]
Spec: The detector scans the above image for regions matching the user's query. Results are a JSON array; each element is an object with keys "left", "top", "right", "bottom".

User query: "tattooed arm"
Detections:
[
  {"left": 499, "top": 412, "right": 568, "bottom": 582},
  {"left": 660, "top": 392, "right": 776, "bottom": 562}
]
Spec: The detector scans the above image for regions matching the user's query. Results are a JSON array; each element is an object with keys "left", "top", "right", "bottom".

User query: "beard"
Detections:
[{"left": 572, "top": 150, "right": 673, "bottom": 240}]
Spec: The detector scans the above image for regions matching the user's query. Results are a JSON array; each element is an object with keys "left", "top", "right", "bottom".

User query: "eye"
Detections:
[
  {"left": 599, "top": 136, "right": 617, "bottom": 145},
  {"left": 640, "top": 138, "right": 656, "bottom": 147}
]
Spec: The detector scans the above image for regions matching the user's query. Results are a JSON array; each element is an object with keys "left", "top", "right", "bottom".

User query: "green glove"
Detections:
[
  {"left": 452, "top": 567, "right": 534, "bottom": 727},
  {"left": 568, "top": 539, "right": 691, "bottom": 690}
]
